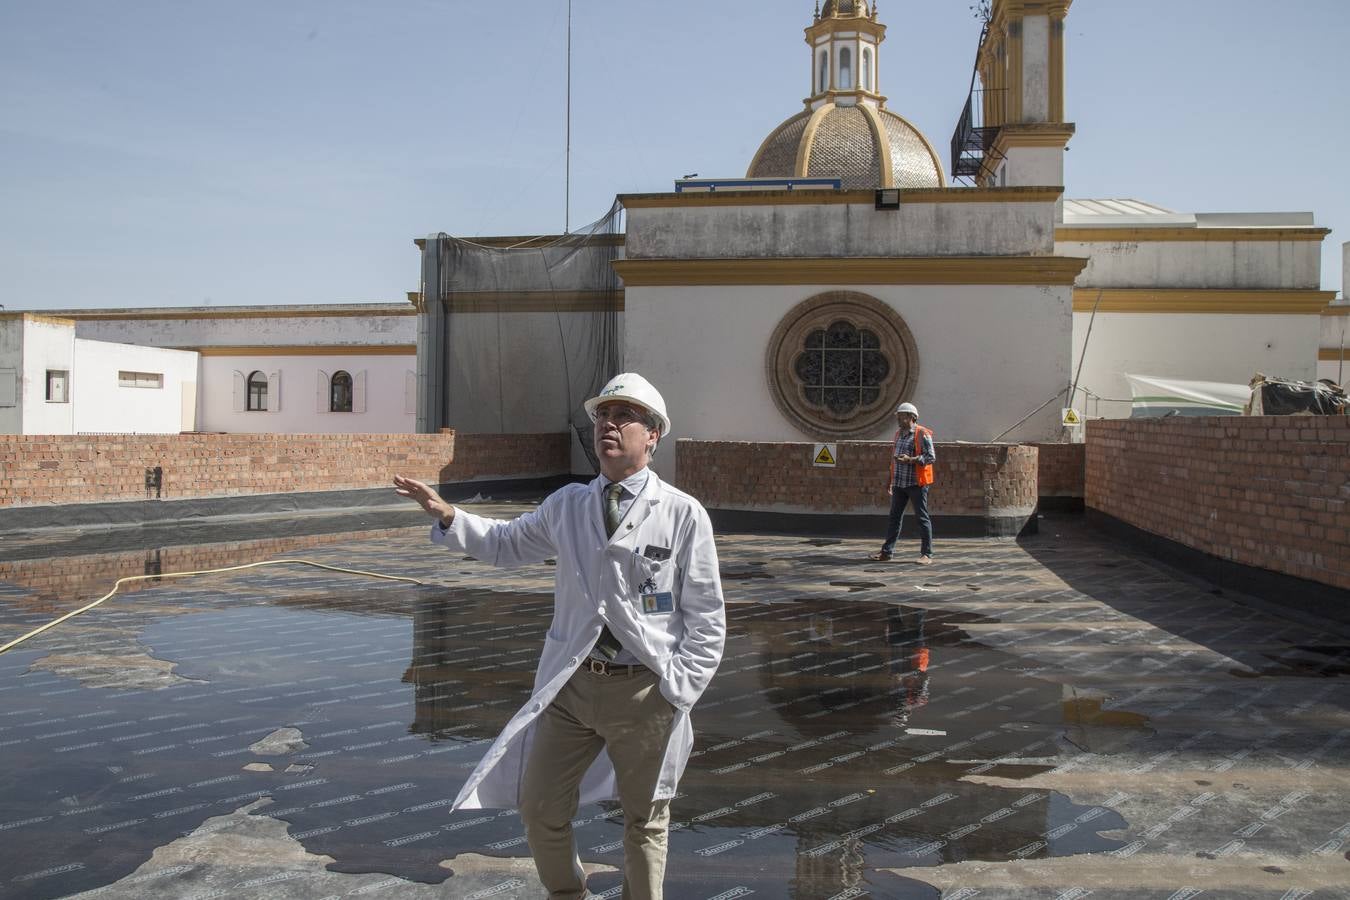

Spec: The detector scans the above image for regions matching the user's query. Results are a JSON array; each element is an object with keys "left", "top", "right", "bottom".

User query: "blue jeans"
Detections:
[{"left": 881, "top": 484, "right": 932, "bottom": 557}]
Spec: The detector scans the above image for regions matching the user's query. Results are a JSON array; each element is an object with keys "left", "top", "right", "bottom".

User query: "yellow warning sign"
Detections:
[
  {"left": 812, "top": 443, "right": 837, "bottom": 467},
  {"left": 1061, "top": 407, "right": 1083, "bottom": 426}
]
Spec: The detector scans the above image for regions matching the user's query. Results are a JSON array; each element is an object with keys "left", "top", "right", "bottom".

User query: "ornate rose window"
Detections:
[{"left": 766, "top": 291, "right": 919, "bottom": 440}]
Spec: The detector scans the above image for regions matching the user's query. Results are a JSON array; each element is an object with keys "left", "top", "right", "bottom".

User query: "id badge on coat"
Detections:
[{"left": 640, "top": 591, "right": 674, "bottom": 614}]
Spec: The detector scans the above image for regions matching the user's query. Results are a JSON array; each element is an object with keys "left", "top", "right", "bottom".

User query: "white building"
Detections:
[
  {"left": 1062, "top": 201, "right": 1334, "bottom": 417},
  {"left": 30, "top": 303, "right": 418, "bottom": 435},
  {"left": 1318, "top": 243, "right": 1349, "bottom": 384},
  {"left": 0, "top": 313, "right": 197, "bottom": 435}
]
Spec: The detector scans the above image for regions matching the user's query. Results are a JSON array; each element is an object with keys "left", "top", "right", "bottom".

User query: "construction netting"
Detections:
[{"left": 419, "top": 201, "right": 624, "bottom": 473}]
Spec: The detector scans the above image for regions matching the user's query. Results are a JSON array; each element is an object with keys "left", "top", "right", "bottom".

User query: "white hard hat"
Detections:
[
  {"left": 895, "top": 402, "right": 919, "bottom": 416},
  {"left": 585, "top": 373, "right": 671, "bottom": 437}
]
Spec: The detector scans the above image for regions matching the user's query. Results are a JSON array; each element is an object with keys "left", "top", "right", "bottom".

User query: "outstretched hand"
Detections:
[{"left": 393, "top": 474, "right": 455, "bottom": 526}]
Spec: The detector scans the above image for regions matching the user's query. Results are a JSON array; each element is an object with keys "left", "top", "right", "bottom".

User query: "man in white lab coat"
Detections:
[{"left": 394, "top": 372, "right": 725, "bottom": 900}]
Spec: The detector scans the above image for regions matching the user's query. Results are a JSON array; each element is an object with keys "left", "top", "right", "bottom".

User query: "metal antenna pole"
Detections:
[{"left": 565, "top": 0, "right": 572, "bottom": 234}]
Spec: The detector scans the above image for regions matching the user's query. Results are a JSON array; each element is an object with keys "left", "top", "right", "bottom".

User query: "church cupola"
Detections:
[
  {"left": 747, "top": 1, "right": 944, "bottom": 189},
  {"left": 806, "top": 0, "right": 885, "bottom": 110}
]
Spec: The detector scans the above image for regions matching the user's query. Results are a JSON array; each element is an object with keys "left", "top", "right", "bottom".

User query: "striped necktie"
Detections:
[{"left": 593, "top": 483, "right": 626, "bottom": 661}]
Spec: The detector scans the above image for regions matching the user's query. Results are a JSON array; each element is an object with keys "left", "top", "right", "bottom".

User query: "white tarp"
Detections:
[{"left": 1123, "top": 373, "right": 1248, "bottom": 417}]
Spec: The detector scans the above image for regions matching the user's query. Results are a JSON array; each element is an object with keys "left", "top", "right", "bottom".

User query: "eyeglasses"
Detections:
[{"left": 594, "top": 404, "right": 648, "bottom": 427}]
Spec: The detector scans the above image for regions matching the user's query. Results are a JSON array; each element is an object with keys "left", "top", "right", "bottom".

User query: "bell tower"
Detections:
[
  {"left": 805, "top": 1, "right": 886, "bottom": 111},
  {"left": 968, "top": 0, "right": 1074, "bottom": 195}
]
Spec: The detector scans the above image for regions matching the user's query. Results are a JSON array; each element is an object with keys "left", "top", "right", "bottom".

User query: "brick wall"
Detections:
[
  {"left": 675, "top": 440, "right": 1037, "bottom": 517},
  {"left": 1085, "top": 416, "right": 1350, "bottom": 590},
  {"left": 1032, "top": 442, "right": 1086, "bottom": 498},
  {"left": 0, "top": 432, "right": 570, "bottom": 509}
]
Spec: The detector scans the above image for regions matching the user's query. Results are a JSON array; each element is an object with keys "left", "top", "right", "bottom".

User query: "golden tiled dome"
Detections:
[
  {"left": 746, "top": 103, "right": 946, "bottom": 190},
  {"left": 819, "top": 0, "right": 871, "bottom": 17}
]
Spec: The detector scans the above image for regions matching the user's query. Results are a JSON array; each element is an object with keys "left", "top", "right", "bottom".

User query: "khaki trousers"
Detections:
[{"left": 520, "top": 666, "right": 676, "bottom": 900}]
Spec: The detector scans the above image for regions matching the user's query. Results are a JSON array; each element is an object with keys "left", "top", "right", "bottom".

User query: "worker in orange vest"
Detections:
[{"left": 869, "top": 401, "right": 935, "bottom": 564}]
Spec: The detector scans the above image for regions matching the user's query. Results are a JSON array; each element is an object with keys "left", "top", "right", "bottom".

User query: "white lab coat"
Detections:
[{"left": 433, "top": 471, "right": 726, "bottom": 811}]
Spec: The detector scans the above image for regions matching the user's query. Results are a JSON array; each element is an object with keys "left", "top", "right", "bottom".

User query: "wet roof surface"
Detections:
[{"left": 1, "top": 504, "right": 1348, "bottom": 899}]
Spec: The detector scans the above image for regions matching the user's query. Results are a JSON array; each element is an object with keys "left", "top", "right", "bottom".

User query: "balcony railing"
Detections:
[{"left": 950, "top": 87, "right": 1006, "bottom": 185}]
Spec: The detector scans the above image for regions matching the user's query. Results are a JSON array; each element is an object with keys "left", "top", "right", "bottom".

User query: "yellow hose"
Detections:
[{"left": 0, "top": 559, "right": 427, "bottom": 656}]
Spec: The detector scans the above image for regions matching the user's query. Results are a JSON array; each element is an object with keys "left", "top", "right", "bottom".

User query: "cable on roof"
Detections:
[{"left": 0, "top": 559, "right": 426, "bottom": 656}]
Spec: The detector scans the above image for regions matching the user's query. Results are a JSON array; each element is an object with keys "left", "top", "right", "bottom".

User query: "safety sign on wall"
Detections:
[
  {"left": 1061, "top": 407, "right": 1083, "bottom": 426},
  {"left": 812, "top": 443, "right": 837, "bottom": 467}
]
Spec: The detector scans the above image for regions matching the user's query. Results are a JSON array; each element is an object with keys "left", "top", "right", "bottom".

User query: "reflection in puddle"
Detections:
[{"left": 0, "top": 570, "right": 1137, "bottom": 898}]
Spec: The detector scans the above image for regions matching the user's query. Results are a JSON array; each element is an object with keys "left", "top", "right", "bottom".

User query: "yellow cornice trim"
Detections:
[
  {"left": 613, "top": 256, "right": 1088, "bottom": 287},
  {"left": 1057, "top": 226, "right": 1330, "bottom": 243},
  {"left": 808, "top": 89, "right": 888, "bottom": 106},
  {"left": 796, "top": 103, "right": 834, "bottom": 177},
  {"left": 0, "top": 312, "right": 75, "bottom": 326},
  {"left": 1072, "top": 289, "right": 1337, "bottom": 314},
  {"left": 746, "top": 110, "right": 810, "bottom": 177},
  {"left": 1322, "top": 305, "right": 1349, "bottom": 317},
  {"left": 857, "top": 102, "right": 893, "bottom": 188},
  {"left": 991, "top": 124, "right": 1076, "bottom": 156},
  {"left": 1320, "top": 348, "right": 1350, "bottom": 360},
  {"left": 804, "top": 18, "right": 885, "bottom": 42},
  {"left": 50, "top": 306, "right": 415, "bottom": 322},
  {"left": 620, "top": 186, "right": 1062, "bottom": 209},
  {"left": 195, "top": 344, "right": 417, "bottom": 357},
  {"left": 404, "top": 291, "right": 624, "bottom": 313}
]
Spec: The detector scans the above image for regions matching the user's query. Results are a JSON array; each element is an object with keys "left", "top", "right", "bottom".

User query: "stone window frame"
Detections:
[{"left": 765, "top": 290, "right": 919, "bottom": 440}]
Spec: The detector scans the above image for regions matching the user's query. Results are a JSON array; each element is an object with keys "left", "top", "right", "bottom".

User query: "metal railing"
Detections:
[{"left": 950, "top": 87, "right": 1006, "bottom": 185}]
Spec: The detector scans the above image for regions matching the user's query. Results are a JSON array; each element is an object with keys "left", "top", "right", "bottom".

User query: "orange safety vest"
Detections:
[{"left": 889, "top": 424, "right": 934, "bottom": 487}]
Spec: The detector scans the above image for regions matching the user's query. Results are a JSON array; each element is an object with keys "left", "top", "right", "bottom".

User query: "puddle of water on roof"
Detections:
[{"left": 0, "top": 568, "right": 1142, "bottom": 898}]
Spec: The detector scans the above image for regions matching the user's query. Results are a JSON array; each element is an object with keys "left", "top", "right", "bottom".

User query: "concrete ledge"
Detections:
[
  {"left": 708, "top": 508, "right": 1036, "bottom": 538},
  {"left": 1086, "top": 508, "right": 1350, "bottom": 625},
  {"left": 0, "top": 476, "right": 578, "bottom": 534}
]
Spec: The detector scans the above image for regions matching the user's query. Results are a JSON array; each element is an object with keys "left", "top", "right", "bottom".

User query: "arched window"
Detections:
[
  {"left": 818, "top": 50, "right": 829, "bottom": 93},
  {"left": 330, "top": 370, "right": 353, "bottom": 413},
  {"left": 246, "top": 370, "right": 268, "bottom": 411},
  {"left": 862, "top": 47, "right": 872, "bottom": 90},
  {"left": 839, "top": 47, "right": 852, "bottom": 90}
]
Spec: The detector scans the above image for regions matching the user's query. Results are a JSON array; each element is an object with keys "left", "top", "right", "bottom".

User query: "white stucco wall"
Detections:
[
  {"left": 71, "top": 340, "right": 199, "bottom": 434},
  {"left": 21, "top": 317, "right": 76, "bottom": 435},
  {"left": 198, "top": 354, "right": 416, "bottom": 433},
  {"left": 1058, "top": 239, "right": 1322, "bottom": 290},
  {"left": 63, "top": 307, "right": 416, "bottom": 349},
  {"left": 997, "top": 146, "right": 1064, "bottom": 191},
  {"left": 1071, "top": 312, "right": 1321, "bottom": 419},
  {"left": 1322, "top": 309, "right": 1349, "bottom": 384},
  {"left": 626, "top": 283, "right": 1071, "bottom": 483},
  {"left": 624, "top": 198, "right": 1058, "bottom": 259}
]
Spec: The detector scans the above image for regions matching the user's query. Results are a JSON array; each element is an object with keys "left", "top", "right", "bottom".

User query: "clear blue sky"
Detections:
[{"left": 2, "top": 0, "right": 1345, "bottom": 309}]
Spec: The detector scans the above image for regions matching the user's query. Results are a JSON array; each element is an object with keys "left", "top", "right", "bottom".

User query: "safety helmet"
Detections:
[
  {"left": 895, "top": 402, "right": 919, "bottom": 417},
  {"left": 585, "top": 373, "right": 671, "bottom": 437}
]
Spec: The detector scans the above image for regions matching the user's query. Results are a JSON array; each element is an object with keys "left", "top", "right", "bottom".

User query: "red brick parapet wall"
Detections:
[
  {"left": 1085, "top": 417, "right": 1350, "bottom": 591},
  {"left": 0, "top": 432, "right": 570, "bottom": 509},
  {"left": 675, "top": 440, "right": 1037, "bottom": 518},
  {"left": 1031, "top": 442, "right": 1085, "bottom": 498}
]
